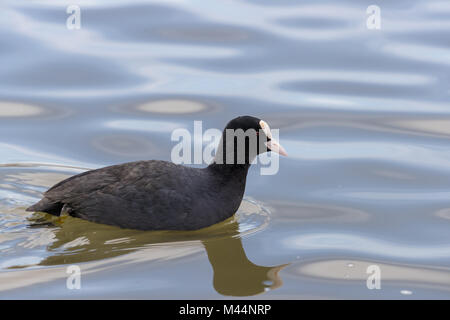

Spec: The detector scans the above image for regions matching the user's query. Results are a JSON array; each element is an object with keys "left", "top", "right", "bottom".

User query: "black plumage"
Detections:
[{"left": 26, "top": 116, "right": 285, "bottom": 230}]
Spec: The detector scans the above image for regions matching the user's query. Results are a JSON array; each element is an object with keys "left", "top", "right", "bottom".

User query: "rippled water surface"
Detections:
[{"left": 1, "top": 0, "right": 450, "bottom": 299}]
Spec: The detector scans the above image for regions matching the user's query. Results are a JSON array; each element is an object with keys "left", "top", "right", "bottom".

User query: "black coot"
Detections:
[{"left": 26, "top": 116, "right": 287, "bottom": 230}]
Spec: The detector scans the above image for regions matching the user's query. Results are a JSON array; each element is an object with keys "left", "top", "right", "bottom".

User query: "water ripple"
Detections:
[
  {"left": 283, "top": 233, "right": 450, "bottom": 260},
  {"left": 1, "top": 0, "right": 450, "bottom": 298}
]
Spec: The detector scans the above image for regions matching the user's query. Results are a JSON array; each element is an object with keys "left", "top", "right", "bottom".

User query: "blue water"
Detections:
[{"left": 0, "top": 0, "right": 450, "bottom": 299}]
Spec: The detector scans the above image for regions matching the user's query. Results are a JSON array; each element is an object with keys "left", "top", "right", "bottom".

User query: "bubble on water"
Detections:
[
  {"left": 400, "top": 290, "right": 413, "bottom": 295},
  {"left": 136, "top": 99, "right": 207, "bottom": 114},
  {"left": 0, "top": 102, "right": 43, "bottom": 117}
]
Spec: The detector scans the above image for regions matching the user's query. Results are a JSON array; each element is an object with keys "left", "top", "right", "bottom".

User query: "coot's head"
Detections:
[{"left": 214, "top": 116, "right": 287, "bottom": 165}]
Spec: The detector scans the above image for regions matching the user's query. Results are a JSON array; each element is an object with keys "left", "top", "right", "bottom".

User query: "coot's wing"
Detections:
[
  {"left": 27, "top": 161, "right": 155, "bottom": 214},
  {"left": 26, "top": 163, "right": 122, "bottom": 215},
  {"left": 26, "top": 160, "right": 193, "bottom": 230}
]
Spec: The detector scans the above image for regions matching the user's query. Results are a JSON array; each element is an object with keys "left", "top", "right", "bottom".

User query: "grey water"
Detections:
[{"left": 0, "top": 0, "right": 450, "bottom": 299}]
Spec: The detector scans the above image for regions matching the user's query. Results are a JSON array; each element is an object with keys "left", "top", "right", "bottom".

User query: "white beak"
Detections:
[{"left": 265, "top": 139, "right": 288, "bottom": 157}]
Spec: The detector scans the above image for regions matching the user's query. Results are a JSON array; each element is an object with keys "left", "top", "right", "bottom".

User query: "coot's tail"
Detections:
[{"left": 26, "top": 198, "right": 64, "bottom": 216}]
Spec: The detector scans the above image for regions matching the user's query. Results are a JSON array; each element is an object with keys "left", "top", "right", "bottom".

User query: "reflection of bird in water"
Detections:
[
  {"left": 203, "top": 228, "right": 286, "bottom": 296},
  {"left": 29, "top": 212, "right": 286, "bottom": 296}
]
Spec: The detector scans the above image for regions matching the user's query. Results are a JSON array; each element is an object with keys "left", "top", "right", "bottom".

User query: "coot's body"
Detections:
[
  {"left": 28, "top": 161, "right": 248, "bottom": 230},
  {"left": 27, "top": 116, "right": 286, "bottom": 230}
]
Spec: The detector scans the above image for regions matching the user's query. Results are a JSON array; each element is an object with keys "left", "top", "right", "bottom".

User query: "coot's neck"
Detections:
[
  {"left": 209, "top": 132, "right": 256, "bottom": 178},
  {"left": 207, "top": 153, "right": 251, "bottom": 189},
  {"left": 203, "top": 161, "right": 249, "bottom": 224},
  {"left": 207, "top": 161, "right": 251, "bottom": 178}
]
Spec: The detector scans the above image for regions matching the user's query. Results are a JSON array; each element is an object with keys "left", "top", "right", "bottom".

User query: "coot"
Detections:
[{"left": 27, "top": 116, "right": 287, "bottom": 230}]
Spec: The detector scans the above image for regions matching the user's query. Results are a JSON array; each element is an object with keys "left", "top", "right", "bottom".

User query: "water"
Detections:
[{"left": 1, "top": 0, "right": 450, "bottom": 299}]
